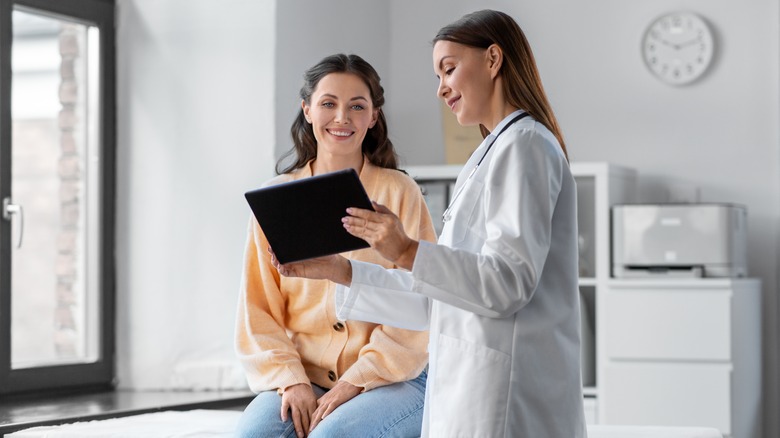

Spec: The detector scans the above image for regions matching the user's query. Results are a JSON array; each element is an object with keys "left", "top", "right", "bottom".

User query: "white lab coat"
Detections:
[{"left": 336, "top": 111, "right": 587, "bottom": 438}]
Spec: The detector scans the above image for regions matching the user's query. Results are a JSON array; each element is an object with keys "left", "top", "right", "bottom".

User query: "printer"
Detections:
[{"left": 612, "top": 203, "right": 747, "bottom": 278}]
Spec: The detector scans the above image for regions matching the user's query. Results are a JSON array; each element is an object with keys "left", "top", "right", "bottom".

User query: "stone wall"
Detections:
[{"left": 54, "top": 23, "right": 82, "bottom": 358}]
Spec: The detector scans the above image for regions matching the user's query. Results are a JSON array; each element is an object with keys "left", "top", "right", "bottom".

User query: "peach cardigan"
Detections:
[{"left": 235, "top": 158, "right": 436, "bottom": 393}]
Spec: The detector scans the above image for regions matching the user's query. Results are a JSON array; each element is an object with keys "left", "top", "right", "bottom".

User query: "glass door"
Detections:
[{"left": 0, "top": 0, "right": 115, "bottom": 395}]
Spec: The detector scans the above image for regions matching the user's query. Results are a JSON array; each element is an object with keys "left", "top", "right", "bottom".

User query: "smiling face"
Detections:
[
  {"left": 433, "top": 40, "right": 495, "bottom": 128},
  {"left": 302, "top": 72, "right": 378, "bottom": 162}
]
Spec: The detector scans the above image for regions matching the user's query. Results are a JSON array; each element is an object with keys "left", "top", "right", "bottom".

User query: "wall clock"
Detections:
[{"left": 642, "top": 11, "right": 715, "bottom": 85}]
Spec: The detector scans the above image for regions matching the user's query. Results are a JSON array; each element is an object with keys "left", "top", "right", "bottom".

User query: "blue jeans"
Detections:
[{"left": 235, "top": 369, "right": 426, "bottom": 438}]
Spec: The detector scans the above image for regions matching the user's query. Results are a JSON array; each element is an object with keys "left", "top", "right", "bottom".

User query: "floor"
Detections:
[{"left": 0, "top": 389, "right": 254, "bottom": 436}]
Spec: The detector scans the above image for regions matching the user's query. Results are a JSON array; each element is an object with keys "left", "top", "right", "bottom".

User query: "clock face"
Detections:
[{"left": 642, "top": 12, "right": 715, "bottom": 85}]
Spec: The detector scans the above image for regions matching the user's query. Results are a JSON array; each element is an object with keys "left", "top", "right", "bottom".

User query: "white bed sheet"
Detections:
[
  {"left": 6, "top": 409, "right": 241, "bottom": 438},
  {"left": 7, "top": 409, "right": 724, "bottom": 438}
]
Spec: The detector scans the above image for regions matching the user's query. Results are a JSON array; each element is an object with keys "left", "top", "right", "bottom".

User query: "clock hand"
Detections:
[
  {"left": 656, "top": 37, "right": 701, "bottom": 51},
  {"left": 656, "top": 38, "right": 677, "bottom": 49},
  {"left": 677, "top": 38, "right": 701, "bottom": 49}
]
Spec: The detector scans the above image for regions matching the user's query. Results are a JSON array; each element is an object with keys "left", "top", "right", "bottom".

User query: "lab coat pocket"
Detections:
[
  {"left": 430, "top": 333, "right": 510, "bottom": 436},
  {"left": 447, "top": 180, "right": 483, "bottom": 246}
]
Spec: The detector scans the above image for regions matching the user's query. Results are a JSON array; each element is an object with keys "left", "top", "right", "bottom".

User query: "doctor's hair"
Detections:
[
  {"left": 277, "top": 53, "right": 399, "bottom": 175},
  {"left": 433, "top": 9, "right": 568, "bottom": 161}
]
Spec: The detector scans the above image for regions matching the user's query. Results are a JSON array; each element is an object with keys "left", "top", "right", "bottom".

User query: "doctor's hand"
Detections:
[
  {"left": 308, "top": 380, "right": 362, "bottom": 433},
  {"left": 268, "top": 248, "right": 352, "bottom": 286},
  {"left": 343, "top": 201, "right": 419, "bottom": 270},
  {"left": 281, "top": 383, "right": 318, "bottom": 438}
]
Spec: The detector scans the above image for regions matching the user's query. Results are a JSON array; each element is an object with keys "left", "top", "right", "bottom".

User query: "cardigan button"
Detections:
[
  {"left": 333, "top": 322, "right": 345, "bottom": 331},
  {"left": 328, "top": 370, "right": 337, "bottom": 382}
]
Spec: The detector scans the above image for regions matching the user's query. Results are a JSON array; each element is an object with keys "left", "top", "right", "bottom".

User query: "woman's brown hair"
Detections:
[
  {"left": 276, "top": 54, "right": 399, "bottom": 174},
  {"left": 433, "top": 10, "right": 568, "bottom": 160}
]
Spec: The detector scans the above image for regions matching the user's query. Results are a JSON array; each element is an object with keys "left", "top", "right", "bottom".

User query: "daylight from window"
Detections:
[{"left": 10, "top": 9, "right": 101, "bottom": 369}]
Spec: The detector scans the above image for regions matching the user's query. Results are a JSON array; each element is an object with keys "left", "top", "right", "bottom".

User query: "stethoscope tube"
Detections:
[{"left": 442, "top": 112, "right": 529, "bottom": 222}]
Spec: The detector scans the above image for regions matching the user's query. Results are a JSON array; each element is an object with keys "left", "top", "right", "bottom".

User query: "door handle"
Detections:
[{"left": 3, "top": 197, "right": 23, "bottom": 249}]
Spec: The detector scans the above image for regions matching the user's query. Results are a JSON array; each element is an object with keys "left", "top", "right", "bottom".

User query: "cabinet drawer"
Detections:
[
  {"left": 583, "top": 397, "right": 598, "bottom": 425},
  {"left": 604, "top": 362, "right": 731, "bottom": 434},
  {"left": 605, "top": 288, "right": 731, "bottom": 361}
]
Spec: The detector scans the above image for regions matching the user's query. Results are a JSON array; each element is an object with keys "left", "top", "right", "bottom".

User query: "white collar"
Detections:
[{"left": 489, "top": 109, "right": 527, "bottom": 138}]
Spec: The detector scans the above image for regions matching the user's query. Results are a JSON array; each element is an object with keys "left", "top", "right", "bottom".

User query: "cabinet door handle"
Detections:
[{"left": 2, "top": 197, "right": 24, "bottom": 249}]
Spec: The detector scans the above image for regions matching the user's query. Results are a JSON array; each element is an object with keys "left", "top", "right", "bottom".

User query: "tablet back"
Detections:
[{"left": 244, "top": 168, "right": 373, "bottom": 264}]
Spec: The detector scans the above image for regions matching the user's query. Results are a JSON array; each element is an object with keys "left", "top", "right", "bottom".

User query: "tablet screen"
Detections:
[{"left": 244, "top": 168, "right": 374, "bottom": 264}]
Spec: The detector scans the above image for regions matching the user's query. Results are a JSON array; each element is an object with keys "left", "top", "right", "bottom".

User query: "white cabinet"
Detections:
[
  {"left": 407, "top": 162, "right": 638, "bottom": 423},
  {"left": 604, "top": 362, "right": 732, "bottom": 432},
  {"left": 602, "top": 279, "right": 762, "bottom": 438},
  {"left": 408, "top": 163, "right": 761, "bottom": 436}
]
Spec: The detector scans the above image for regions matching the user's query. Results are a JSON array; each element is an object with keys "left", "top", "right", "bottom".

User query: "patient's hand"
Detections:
[
  {"left": 281, "top": 383, "right": 317, "bottom": 438},
  {"left": 309, "top": 380, "right": 362, "bottom": 433},
  {"left": 269, "top": 247, "right": 352, "bottom": 286}
]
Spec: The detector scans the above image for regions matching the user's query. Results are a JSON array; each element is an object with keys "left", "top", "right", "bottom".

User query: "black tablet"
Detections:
[{"left": 244, "top": 168, "right": 374, "bottom": 264}]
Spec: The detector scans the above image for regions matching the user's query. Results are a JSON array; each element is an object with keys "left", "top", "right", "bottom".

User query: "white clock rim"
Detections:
[{"left": 641, "top": 11, "right": 715, "bottom": 85}]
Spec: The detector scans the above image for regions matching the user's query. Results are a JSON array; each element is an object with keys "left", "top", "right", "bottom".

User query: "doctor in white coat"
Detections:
[{"left": 273, "top": 9, "right": 587, "bottom": 438}]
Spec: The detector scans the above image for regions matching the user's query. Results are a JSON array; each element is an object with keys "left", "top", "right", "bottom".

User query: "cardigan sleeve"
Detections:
[{"left": 234, "top": 217, "right": 310, "bottom": 393}]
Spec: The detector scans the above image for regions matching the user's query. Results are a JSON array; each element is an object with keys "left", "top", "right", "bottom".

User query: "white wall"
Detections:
[
  {"left": 385, "top": 1, "right": 779, "bottom": 436},
  {"left": 113, "top": 0, "right": 390, "bottom": 392},
  {"left": 115, "top": 0, "right": 276, "bottom": 389},
  {"left": 115, "top": 1, "right": 779, "bottom": 435},
  {"left": 274, "top": 0, "right": 390, "bottom": 161}
]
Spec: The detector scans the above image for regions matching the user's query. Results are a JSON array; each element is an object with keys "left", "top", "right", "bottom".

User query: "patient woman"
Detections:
[{"left": 234, "top": 53, "right": 434, "bottom": 438}]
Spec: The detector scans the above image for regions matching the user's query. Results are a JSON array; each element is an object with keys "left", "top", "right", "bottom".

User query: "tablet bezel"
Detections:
[{"left": 244, "top": 168, "right": 374, "bottom": 264}]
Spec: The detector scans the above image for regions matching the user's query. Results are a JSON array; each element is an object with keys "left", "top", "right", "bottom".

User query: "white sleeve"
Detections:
[
  {"left": 335, "top": 260, "right": 431, "bottom": 331},
  {"left": 410, "top": 128, "right": 567, "bottom": 319}
]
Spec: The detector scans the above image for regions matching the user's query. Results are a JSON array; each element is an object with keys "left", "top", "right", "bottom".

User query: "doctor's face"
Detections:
[
  {"left": 303, "top": 72, "right": 378, "bottom": 161},
  {"left": 433, "top": 41, "right": 494, "bottom": 128}
]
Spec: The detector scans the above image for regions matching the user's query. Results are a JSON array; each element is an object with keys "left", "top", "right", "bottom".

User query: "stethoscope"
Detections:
[{"left": 442, "top": 112, "right": 529, "bottom": 223}]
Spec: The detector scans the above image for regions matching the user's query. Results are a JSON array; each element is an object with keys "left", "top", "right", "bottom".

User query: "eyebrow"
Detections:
[
  {"left": 320, "top": 93, "right": 369, "bottom": 102},
  {"left": 437, "top": 55, "right": 455, "bottom": 71}
]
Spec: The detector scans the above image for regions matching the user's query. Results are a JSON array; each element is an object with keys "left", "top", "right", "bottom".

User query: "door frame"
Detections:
[{"left": 0, "top": 0, "right": 115, "bottom": 396}]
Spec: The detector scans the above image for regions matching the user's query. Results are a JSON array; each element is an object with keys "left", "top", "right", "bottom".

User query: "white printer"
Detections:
[{"left": 612, "top": 203, "right": 747, "bottom": 278}]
